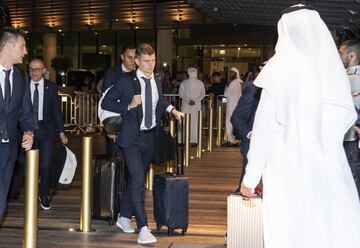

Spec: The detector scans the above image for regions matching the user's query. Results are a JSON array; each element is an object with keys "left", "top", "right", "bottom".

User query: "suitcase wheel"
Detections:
[
  {"left": 156, "top": 224, "right": 162, "bottom": 232},
  {"left": 167, "top": 228, "right": 174, "bottom": 236},
  {"left": 181, "top": 228, "right": 187, "bottom": 235}
]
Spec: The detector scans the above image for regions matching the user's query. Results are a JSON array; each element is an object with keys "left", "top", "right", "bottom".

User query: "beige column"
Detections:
[
  {"left": 156, "top": 29, "right": 173, "bottom": 73},
  {"left": 43, "top": 33, "right": 57, "bottom": 82}
]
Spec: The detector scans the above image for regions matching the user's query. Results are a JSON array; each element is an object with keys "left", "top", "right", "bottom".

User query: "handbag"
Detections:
[
  {"left": 153, "top": 126, "right": 176, "bottom": 164},
  {"left": 52, "top": 145, "right": 77, "bottom": 189}
]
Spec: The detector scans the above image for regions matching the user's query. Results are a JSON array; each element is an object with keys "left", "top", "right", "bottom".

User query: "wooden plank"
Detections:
[{"left": 0, "top": 134, "right": 242, "bottom": 247}]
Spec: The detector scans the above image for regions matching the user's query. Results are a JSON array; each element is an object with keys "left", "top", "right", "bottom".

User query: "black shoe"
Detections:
[{"left": 39, "top": 195, "right": 51, "bottom": 210}]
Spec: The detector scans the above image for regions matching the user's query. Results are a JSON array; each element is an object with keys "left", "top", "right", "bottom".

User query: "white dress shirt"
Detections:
[
  {"left": 0, "top": 64, "right": 14, "bottom": 98},
  {"left": 121, "top": 63, "right": 129, "bottom": 73},
  {"left": 136, "top": 69, "right": 173, "bottom": 130},
  {"left": 30, "top": 78, "right": 44, "bottom": 121}
]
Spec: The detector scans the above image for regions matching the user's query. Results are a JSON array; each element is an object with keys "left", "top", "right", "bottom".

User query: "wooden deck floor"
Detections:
[{"left": 0, "top": 134, "right": 243, "bottom": 248}]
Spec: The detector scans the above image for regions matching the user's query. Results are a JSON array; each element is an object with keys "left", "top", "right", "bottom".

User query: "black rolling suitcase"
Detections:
[
  {"left": 153, "top": 117, "right": 189, "bottom": 235},
  {"left": 153, "top": 173, "right": 189, "bottom": 235},
  {"left": 92, "top": 154, "right": 124, "bottom": 225}
]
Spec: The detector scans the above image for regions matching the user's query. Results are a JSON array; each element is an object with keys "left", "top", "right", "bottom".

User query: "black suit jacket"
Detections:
[
  {"left": 0, "top": 67, "right": 34, "bottom": 144},
  {"left": 30, "top": 79, "right": 65, "bottom": 134},
  {"left": 231, "top": 82, "right": 260, "bottom": 155},
  {"left": 101, "top": 71, "right": 170, "bottom": 148},
  {"left": 102, "top": 64, "right": 125, "bottom": 93}
]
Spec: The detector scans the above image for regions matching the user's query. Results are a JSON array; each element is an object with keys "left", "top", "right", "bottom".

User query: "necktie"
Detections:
[
  {"left": 142, "top": 77, "right": 153, "bottom": 129},
  {"left": 3, "top": 69, "right": 11, "bottom": 112},
  {"left": 33, "top": 83, "right": 39, "bottom": 129}
]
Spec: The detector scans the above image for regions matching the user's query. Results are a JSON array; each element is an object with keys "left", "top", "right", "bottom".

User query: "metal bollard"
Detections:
[
  {"left": 23, "top": 150, "right": 39, "bottom": 248},
  {"left": 166, "top": 118, "right": 176, "bottom": 173},
  {"left": 196, "top": 110, "right": 203, "bottom": 158},
  {"left": 184, "top": 113, "right": 191, "bottom": 167},
  {"left": 216, "top": 105, "right": 223, "bottom": 146},
  {"left": 146, "top": 164, "right": 154, "bottom": 190},
  {"left": 207, "top": 106, "right": 214, "bottom": 152},
  {"left": 223, "top": 127, "right": 228, "bottom": 143},
  {"left": 80, "top": 136, "right": 93, "bottom": 232}
]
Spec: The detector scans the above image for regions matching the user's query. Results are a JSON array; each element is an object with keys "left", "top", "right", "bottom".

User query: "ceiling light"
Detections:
[{"left": 213, "top": 6, "right": 219, "bottom": 12}]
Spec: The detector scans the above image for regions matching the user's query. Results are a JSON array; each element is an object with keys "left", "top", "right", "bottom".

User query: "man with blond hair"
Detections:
[{"left": 102, "top": 43, "right": 184, "bottom": 244}]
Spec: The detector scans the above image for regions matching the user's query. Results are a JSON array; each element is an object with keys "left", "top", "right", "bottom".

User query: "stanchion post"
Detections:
[
  {"left": 80, "top": 136, "right": 93, "bottom": 232},
  {"left": 216, "top": 104, "right": 223, "bottom": 147},
  {"left": 146, "top": 171, "right": 149, "bottom": 190},
  {"left": 149, "top": 164, "right": 154, "bottom": 191},
  {"left": 184, "top": 113, "right": 191, "bottom": 167},
  {"left": 207, "top": 107, "right": 214, "bottom": 151},
  {"left": 23, "top": 150, "right": 39, "bottom": 248},
  {"left": 196, "top": 110, "right": 203, "bottom": 158}
]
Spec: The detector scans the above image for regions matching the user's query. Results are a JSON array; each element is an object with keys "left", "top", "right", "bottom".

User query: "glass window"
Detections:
[
  {"left": 62, "top": 32, "right": 79, "bottom": 69},
  {"left": 179, "top": 45, "right": 194, "bottom": 57},
  {"left": 99, "top": 31, "right": 116, "bottom": 69},
  {"left": 178, "top": 28, "right": 190, "bottom": 39},
  {"left": 79, "top": 31, "right": 97, "bottom": 70},
  {"left": 136, "top": 29, "right": 155, "bottom": 47},
  {"left": 117, "top": 30, "right": 136, "bottom": 65},
  {"left": 29, "top": 33, "right": 44, "bottom": 60}
]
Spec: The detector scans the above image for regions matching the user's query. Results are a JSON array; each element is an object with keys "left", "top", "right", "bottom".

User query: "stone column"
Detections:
[
  {"left": 43, "top": 33, "right": 57, "bottom": 82},
  {"left": 156, "top": 29, "right": 173, "bottom": 73}
]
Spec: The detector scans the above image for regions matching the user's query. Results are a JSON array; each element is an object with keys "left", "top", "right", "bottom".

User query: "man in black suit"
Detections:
[
  {"left": 102, "top": 44, "right": 136, "bottom": 155},
  {"left": 29, "top": 58, "right": 68, "bottom": 210},
  {"left": 0, "top": 27, "right": 34, "bottom": 224},
  {"left": 102, "top": 43, "right": 136, "bottom": 93},
  {"left": 231, "top": 68, "right": 261, "bottom": 192},
  {"left": 102, "top": 43, "right": 183, "bottom": 244}
]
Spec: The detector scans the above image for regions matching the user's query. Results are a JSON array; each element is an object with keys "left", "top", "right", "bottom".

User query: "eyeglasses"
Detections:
[{"left": 29, "top": 67, "right": 44, "bottom": 73}]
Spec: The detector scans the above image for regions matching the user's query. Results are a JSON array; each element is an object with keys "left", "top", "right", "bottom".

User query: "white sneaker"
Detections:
[
  {"left": 116, "top": 216, "right": 135, "bottom": 233},
  {"left": 137, "top": 226, "right": 157, "bottom": 244}
]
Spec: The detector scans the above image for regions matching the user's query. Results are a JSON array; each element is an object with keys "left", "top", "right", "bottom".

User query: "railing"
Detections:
[{"left": 57, "top": 93, "right": 227, "bottom": 141}]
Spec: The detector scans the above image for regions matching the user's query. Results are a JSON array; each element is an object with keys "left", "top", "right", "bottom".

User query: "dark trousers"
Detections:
[
  {"left": 33, "top": 126, "right": 55, "bottom": 197},
  {"left": 238, "top": 141, "right": 250, "bottom": 189},
  {"left": 344, "top": 140, "right": 360, "bottom": 198},
  {"left": 120, "top": 131, "right": 155, "bottom": 229},
  {"left": 0, "top": 143, "right": 16, "bottom": 224}
]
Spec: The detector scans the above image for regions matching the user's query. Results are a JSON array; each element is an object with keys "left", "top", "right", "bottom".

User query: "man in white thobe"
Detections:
[
  {"left": 179, "top": 67, "right": 205, "bottom": 144},
  {"left": 241, "top": 5, "right": 360, "bottom": 248},
  {"left": 224, "top": 67, "right": 242, "bottom": 146}
]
